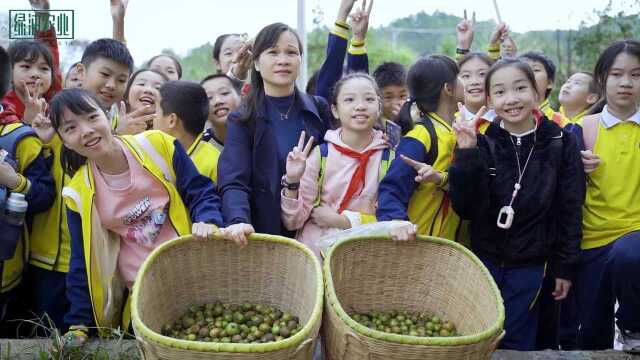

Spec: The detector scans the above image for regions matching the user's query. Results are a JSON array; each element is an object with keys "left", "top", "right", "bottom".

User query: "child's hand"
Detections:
[
  {"left": 29, "top": 0, "right": 50, "bottom": 10},
  {"left": 117, "top": 101, "right": 154, "bottom": 135},
  {"left": 453, "top": 103, "right": 486, "bottom": 149},
  {"left": 0, "top": 162, "right": 20, "bottom": 189},
  {"left": 110, "top": 0, "right": 129, "bottom": 20},
  {"left": 60, "top": 328, "right": 88, "bottom": 349},
  {"left": 220, "top": 223, "right": 255, "bottom": 246},
  {"left": 456, "top": 9, "right": 475, "bottom": 50},
  {"left": 580, "top": 150, "right": 601, "bottom": 174},
  {"left": 191, "top": 222, "right": 218, "bottom": 240},
  {"left": 389, "top": 221, "right": 417, "bottom": 241},
  {"left": 552, "top": 278, "right": 571, "bottom": 300},
  {"left": 350, "top": 0, "right": 373, "bottom": 42},
  {"left": 337, "top": 0, "right": 358, "bottom": 23},
  {"left": 230, "top": 42, "right": 253, "bottom": 81},
  {"left": 489, "top": 22, "right": 508, "bottom": 46},
  {"left": 311, "top": 205, "right": 350, "bottom": 229},
  {"left": 400, "top": 155, "right": 443, "bottom": 184},
  {"left": 285, "top": 131, "right": 315, "bottom": 184},
  {"left": 32, "top": 105, "right": 56, "bottom": 144},
  {"left": 18, "top": 80, "right": 46, "bottom": 125}
]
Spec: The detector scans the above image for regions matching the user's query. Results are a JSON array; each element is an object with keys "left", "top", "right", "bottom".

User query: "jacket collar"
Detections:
[
  {"left": 256, "top": 88, "right": 321, "bottom": 121},
  {"left": 601, "top": 105, "right": 640, "bottom": 128}
]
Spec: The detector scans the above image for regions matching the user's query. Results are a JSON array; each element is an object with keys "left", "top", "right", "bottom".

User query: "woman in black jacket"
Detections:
[{"left": 449, "top": 59, "right": 584, "bottom": 351}]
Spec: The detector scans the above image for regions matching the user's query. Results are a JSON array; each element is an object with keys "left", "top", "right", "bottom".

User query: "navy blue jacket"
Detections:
[
  {"left": 315, "top": 31, "right": 369, "bottom": 101},
  {"left": 217, "top": 89, "right": 333, "bottom": 235},
  {"left": 64, "top": 139, "right": 224, "bottom": 329}
]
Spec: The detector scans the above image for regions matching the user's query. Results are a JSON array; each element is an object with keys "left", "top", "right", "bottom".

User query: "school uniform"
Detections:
[
  {"left": 62, "top": 131, "right": 223, "bottom": 334},
  {"left": 567, "top": 106, "right": 640, "bottom": 350},
  {"left": 449, "top": 112, "right": 584, "bottom": 350},
  {"left": 376, "top": 112, "right": 460, "bottom": 239},
  {"left": 187, "top": 132, "right": 220, "bottom": 182}
]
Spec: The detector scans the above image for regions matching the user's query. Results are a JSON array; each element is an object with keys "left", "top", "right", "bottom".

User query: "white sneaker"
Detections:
[{"left": 618, "top": 328, "right": 640, "bottom": 353}]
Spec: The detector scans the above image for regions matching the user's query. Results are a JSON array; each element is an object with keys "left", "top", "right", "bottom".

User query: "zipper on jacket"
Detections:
[{"left": 516, "top": 136, "right": 521, "bottom": 146}]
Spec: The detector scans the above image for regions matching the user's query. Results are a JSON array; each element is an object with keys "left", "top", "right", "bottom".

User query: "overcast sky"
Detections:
[{"left": 2, "top": 0, "right": 639, "bottom": 66}]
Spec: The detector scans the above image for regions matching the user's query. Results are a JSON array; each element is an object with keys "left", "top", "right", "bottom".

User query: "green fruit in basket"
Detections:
[
  {"left": 189, "top": 305, "right": 199, "bottom": 314},
  {"left": 245, "top": 310, "right": 257, "bottom": 318},
  {"left": 417, "top": 328, "right": 426, "bottom": 337},
  {"left": 376, "top": 324, "right": 385, "bottom": 331},
  {"left": 205, "top": 303, "right": 215, "bottom": 311},
  {"left": 287, "top": 320, "right": 298, "bottom": 330},
  {"left": 225, "top": 322, "right": 240, "bottom": 336},
  {"left": 431, "top": 316, "right": 441, "bottom": 324},
  {"left": 282, "top": 312, "right": 293, "bottom": 322},
  {"left": 254, "top": 329, "right": 264, "bottom": 338},
  {"left": 389, "top": 319, "right": 398, "bottom": 327},
  {"left": 426, "top": 330, "right": 433, "bottom": 337},
  {"left": 223, "top": 313, "right": 233, "bottom": 322},
  {"left": 433, "top": 323, "right": 442, "bottom": 332},
  {"left": 232, "top": 334, "right": 243, "bottom": 343},
  {"left": 205, "top": 316, "right": 214, "bottom": 324},
  {"left": 219, "top": 330, "right": 228, "bottom": 338},
  {"left": 391, "top": 326, "right": 401, "bottom": 334},
  {"left": 242, "top": 303, "right": 253, "bottom": 311},
  {"left": 213, "top": 305, "right": 223, "bottom": 316},
  {"left": 409, "top": 329, "right": 419, "bottom": 337},
  {"left": 209, "top": 328, "right": 222, "bottom": 338},
  {"left": 199, "top": 327, "right": 210, "bottom": 337},
  {"left": 271, "top": 324, "right": 280, "bottom": 335},
  {"left": 182, "top": 316, "right": 195, "bottom": 328},
  {"left": 279, "top": 327, "right": 290, "bottom": 337},
  {"left": 259, "top": 323, "right": 270, "bottom": 333},
  {"left": 186, "top": 334, "right": 197, "bottom": 341},
  {"left": 262, "top": 333, "right": 275, "bottom": 342},
  {"left": 396, "top": 314, "right": 406, "bottom": 322},
  {"left": 222, "top": 320, "right": 229, "bottom": 328},
  {"left": 439, "top": 329, "right": 450, "bottom": 337},
  {"left": 426, "top": 322, "right": 434, "bottom": 331},
  {"left": 442, "top": 321, "right": 455, "bottom": 332},
  {"left": 233, "top": 312, "right": 245, "bottom": 324},
  {"left": 220, "top": 337, "right": 231, "bottom": 343}
]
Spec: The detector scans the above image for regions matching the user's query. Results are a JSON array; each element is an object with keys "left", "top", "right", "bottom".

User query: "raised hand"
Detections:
[
  {"left": 31, "top": 103, "right": 55, "bottom": 143},
  {"left": 110, "top": 0, "right": 129, "bottom": 20},
  {"left": 350, "top": 0, "right": 373, "bottom": 42},
  {"left": 453, "top": 103, "right": 486, "bottom": 149},
  {"left": 117, "top": 101, "right": 154, "bottom": 135},
  {"left": 400, "top": 154, "right": 443, "bottom": 184},
  {"left": 18, "top": 80, "right": 47, "bottom": 125},
  {"left": 230, "top": 41, "right": 253, "bottom": 81},
  {"left": 337, "top": 0, "right": 358, "bottom": 23},
  {"left": 285, "top": 131, "right": 315, "bottom": 184},
  {"left": 456, "top": 9, "right": 476, "bottom": 50},
  {"left": 489, "top": 22, "right": 508, "bottom": 46}
]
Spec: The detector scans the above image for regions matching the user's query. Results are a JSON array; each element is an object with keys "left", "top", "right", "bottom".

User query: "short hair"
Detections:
[
  {"left": 159, "top": 81, "right": 209, "bottom": 136},
  {"left": 7, "top": 40, "right": 55, "bottom": 88},
  {"left": 123, "top": 68, "right": 169, "bottom": 111},
  {"left": 147, "top": 54, "right": 183, "bottom": 79},
  {"left": 81, "top": 38, "right": 134, "bottom": 72},
  {"left": 518, "top": 51, "right": 556, "bottom": 99},
  {"left": 373, "top": 62, "right": 407, "bottom": 90},
  {"left": 200, "top": 73, "right": 241, "bottom": 94}
]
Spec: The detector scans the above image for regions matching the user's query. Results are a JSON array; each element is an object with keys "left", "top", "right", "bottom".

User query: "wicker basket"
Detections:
[
  {"left": 131, "top": 234, "right": 324, "bottom": 360},
  {"left": 323, "top": 235, "right": 505, "bottom": 360}
]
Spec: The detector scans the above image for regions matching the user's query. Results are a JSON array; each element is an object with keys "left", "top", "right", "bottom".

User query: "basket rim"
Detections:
[
  {"left": 323, "top": 234, "right": 505, "bottom": 346},
  {"left": 131, "top": 233, "right": 324, "bottom": 353}
]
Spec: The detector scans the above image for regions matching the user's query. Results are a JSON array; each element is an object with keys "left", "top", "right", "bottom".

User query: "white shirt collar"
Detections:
[
  {"left": 601, "top": 105, "right": 640, "bottom": 128},
  {"left": 463, "top": 106, "right": 497, "bottom": 122},
  {"left": 499, "top": 119, "right": 538, "bottom": 137}
]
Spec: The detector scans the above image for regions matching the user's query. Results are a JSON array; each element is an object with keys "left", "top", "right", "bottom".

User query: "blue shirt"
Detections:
[{"left": 266, "top": 94, "right": 305, "bottom": 172}]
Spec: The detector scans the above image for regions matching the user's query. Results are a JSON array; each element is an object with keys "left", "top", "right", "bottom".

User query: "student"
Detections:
[
  {"left": 373, "top": 62, "right": 408, "bottom": 125},
  {"left": 519, "top": 52, "right": 557, "bottom": 121},
  {"left": 218, "top": 22, "right": 334, "bottom": 242},
  {"left": 281, "top": 73, "right": 414, "bottom": 256},
  {"left": 557, "top": 72, "right": 600, "bottom": 126},
  {"left": 64, "top": 62, "right": 83, "bottom": 89},
  {"left": 200, "top": 74, "right": 241, "bottom": 149},
  {"left": 568, "top": 40, "right": 640, "bottom": 353},
  {"left": 455, "top": 11, "right": 510, "bottom": 62},
  {"left": 47, "top": 88, "right": 240, "bottom": 340},
  {"left": 154, "top": 80, "right": 220, "bottom": 182},
  {"left": 0, "top": 47, "right": 9, "bottom": 100},
  {"left": 213, "top": 33, "right": 244, "bottom": 75},
  {"left": 376, "top": 55, "right": 463, "bottom": 239},
  {"left": 458, "top": 52, "right": 497, "bottom": 121},
  {"left": 449, "top": 59, "right": 583, "bottom": 351},
  {"left": 147, "top": 54, "right": 182, "bottom": 81},
  {"left": 121, "top": 69, "right": 169, "bottom": 134},
  {"left": 76, "top": 38, "right": 134, "bottom": 133}
]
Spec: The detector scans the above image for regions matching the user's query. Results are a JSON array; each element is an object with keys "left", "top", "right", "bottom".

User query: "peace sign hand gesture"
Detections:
[
  {"left": 453, "top": 103, "right": 486, "bottom": 149},
  {"left": 285, "top": 131, "right": 315, "bottom": 184},
  {"left": 350, "top": 0, "right": 373, "bottom": 42},
  {"left": 18, "top": 80, "right": 47, "bottom": 125},
  {"left": 456, "top": 9, "right": 476, "bottom": 51}
]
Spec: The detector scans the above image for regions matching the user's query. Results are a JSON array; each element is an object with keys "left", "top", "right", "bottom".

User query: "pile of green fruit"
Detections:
[
  {"left": 161, "top": 302, "right": 302, "bottom": 343},
  {"left": 351, "top": 310, "right": 460, "bottom": 337}
]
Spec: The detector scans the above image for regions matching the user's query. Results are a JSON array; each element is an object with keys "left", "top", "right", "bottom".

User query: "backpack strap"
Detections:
[
  {"left": 313, "top": 143, "right": 329, "bottom": 207},
  {"left": 418, "top": 116, "right": 439, "bottom": 166},
  {"left": 582, "top": 115, "right": 599, "bottom": 152},
  {"left": 0, "top": 125, "right": 36, "bottom": 162}
]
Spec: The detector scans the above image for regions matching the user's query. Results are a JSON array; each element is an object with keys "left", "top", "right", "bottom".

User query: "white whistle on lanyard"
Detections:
[{"left": 496, "top": 205, "right": 515, "bottom": 229}]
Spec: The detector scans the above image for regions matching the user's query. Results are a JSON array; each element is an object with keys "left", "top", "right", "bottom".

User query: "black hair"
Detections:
[
  {"left": 593, "top": 40, "right": 640, "bottom": 100},
  {"left": 240, "top": 23, "right": 302, "bottom": 124},
  {"left": 200, "top": 73, "right": 239, "bottom": 93},
  {"left": 484, "top": 59, "right": 538, "bottom": 101},
  {"left": 306, "top": 70, "right": 319, "bottom": 95},
  {"left": 212, "top": 33, "right": 241, "bottom": 68},
  {"left": 396, "top": 55, "right": 459, "bottom": 134},
  {"left": 65, "top": 61, "right": 81, "bottom": 80},
  {"left": 458, "top": 52, "right": 495, "bottom": 69},
  {"left": 573, "top": 71, "right": 599, "bottom": 95},
  {"left": 81, "top": 38, "right": 134, "bottom": 73},
  {"left": 123, "top": 68, "right": 169, "bottom": 111},
  {"left": 49, "top": 88, "right": 105, "bottom": 175},
  {"left": 7, "top": 40, "right": 55, "bottom": 91},
  {"left": 330, "top": 72, "right": 381, "bottom": 106},
  {"left": 159, "top": 80, "right": 209, "bottom": 136},
  {"left": 147, "top": 54, "right": 183, "bottom": 79},
  {"left": 518, "top": 51, "right": 556, "bottom": 99},
  {"left": 0, "top": 46, "right": 10, "bottom": 99},
  {"left": 373, "top": 62, "right": 407, "bottom": 90}
]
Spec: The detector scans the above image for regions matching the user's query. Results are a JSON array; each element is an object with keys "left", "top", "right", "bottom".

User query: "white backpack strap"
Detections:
[
  {"left": 133, "top": 134, "right": 174, "bottom": 183},
  {"left": 582, "top": 116, "right": 599, "bottom": 152},
  {"left": 62, "top": 186, "right": 83, "bottom": 214}
]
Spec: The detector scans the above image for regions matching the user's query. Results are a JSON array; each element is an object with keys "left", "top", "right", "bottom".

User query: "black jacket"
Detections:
[{"left": 449, "top": 116, "right": 584, "bottom": 280}]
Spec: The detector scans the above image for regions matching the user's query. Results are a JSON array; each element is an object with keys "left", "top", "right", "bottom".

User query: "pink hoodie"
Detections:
[{"left": 281, "top": 128, "right": 389, "bottom": 257}]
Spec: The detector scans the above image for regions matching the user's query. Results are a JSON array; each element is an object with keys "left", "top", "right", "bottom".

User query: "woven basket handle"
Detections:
[
  {"left": 292, "top": 337, "right": 314, "bottom": 359},
  {"left": 341, "top": 331, "right": 370, "bottom": 360},
  {"left": 136, "top": 336, "right": 159, "bottom": 360}
]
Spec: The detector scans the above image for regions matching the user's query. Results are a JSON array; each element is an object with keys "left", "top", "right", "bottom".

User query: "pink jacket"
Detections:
[{"left": 281, "top": 128, "right": 389, "bottom": 257}]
